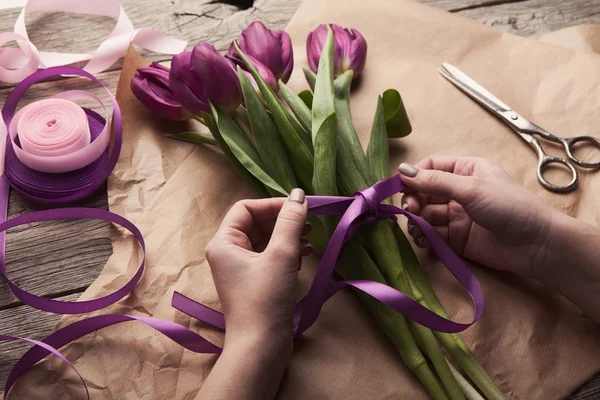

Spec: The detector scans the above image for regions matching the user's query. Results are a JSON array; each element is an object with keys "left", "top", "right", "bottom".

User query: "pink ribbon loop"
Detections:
[{"left": 0, "top": 0, "right": 187, "bottom": 84}]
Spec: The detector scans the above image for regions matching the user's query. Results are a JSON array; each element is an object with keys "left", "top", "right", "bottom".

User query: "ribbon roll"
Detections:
[
  {"left": 0, "top": 0, "right": 187, "bottom": 83},
  {"left": 3, "top": 67, "right": 119, "bottom": 204},
  {"left": 9, "top": 95, "right": 110, "bottom": 173}
]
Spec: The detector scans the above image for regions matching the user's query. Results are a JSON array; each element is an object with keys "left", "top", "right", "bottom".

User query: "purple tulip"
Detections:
[
  {"left": 169, "top": 51, "right": 210, "bottom": 115},
  {"left": 131, "top": 62, "right": 189, "bottom": 120},
  {"left": 228, "top": 21, "right": 294, "bottom": 83},
  {"left": 226, "top": 53, "right": 278, "bottom": 93},
  {"left": 307, "top": 24, "right": 367, "bottom": 79},
  {"left": 190, "top": 43, "right": 242, "bottom": 113}
]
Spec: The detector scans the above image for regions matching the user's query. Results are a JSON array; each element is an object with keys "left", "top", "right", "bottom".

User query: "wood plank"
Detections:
[
  {"left": 0, "top": 0, "right": 302, "bottom": 90},
  {"left": 0, "top": 293, "right": 80, "bottom": 390},
  {"left": 571, "top": 375, "right": 600, "bottom": 400},
  {"left": 453, "top": 0, "right": 600, "bottom": 36},
  {"left": 422, "top": 0, "right": 526, "bottom": 12}
]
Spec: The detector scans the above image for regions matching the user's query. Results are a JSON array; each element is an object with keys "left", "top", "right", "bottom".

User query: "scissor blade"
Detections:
[{"left": 438, "top": 62, "right": 512, "bottom": 113}]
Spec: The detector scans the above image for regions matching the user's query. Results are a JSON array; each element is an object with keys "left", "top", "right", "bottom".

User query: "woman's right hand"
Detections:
[{"left": 398, "top": 156, "right": 564, "bottom": 280}]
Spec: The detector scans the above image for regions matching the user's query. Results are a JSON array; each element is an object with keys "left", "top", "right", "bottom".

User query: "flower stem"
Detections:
[
  {"left": 361, "top": 221, "right": 462, "bottom": 399},
  {"left": 389, "top": 223, "right": 504, "bottom": 400},
  {"left": 336, "top": 238, "right": 448, "bottom": 400}
]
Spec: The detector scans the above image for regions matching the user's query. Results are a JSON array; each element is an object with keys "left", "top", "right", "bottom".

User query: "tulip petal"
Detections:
[
  {"left": 169, "top": 51, "right": 210, "bottom": 115},
  {"left": 239, "top": 21, "right": 283, "bottom": 78},
  {"left": 131, "top": 64, "right": 187, "bottom": 120},
  {"left": 274, "top": 30, "right": 294, "bottom": 83},
  {"left": 349, "top": 28, "right": 367, "bottom": 76},
  {"left": 191, "top": 43, "right": 242, "bottom": 113},
  {"left": 306, "top": 23, "right": 367, "bottom": 78}
]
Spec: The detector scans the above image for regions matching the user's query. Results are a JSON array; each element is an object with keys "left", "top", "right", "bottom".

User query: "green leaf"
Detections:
[
  {"left": 311, "top": 25, "right": 337, "bottom": 196},
  {"left": 210, "top": 104, "right": 287, "bottom": 197},
  {"left": 234, "top": 42, "right": 314, "bottom": 192},
  {"left": 166, "top": 131, "right": 217, "bottom": 146},
  {"left": 283, "top": 108, "right": 312, "bottom": 150},
  {"left": 202, "top": 111, "right": 270, "bottom": 198},
  {"left": 303, "top": 67, "right": 317, "bottom": 91},
  {"left": 298, "top": 90, "right": 313, "bottom": 109},
  {"left": 312, "top": 113, "right": 337, "bottom": 195},
  {"left": 382, "top": 89, "right": 412, "bottom": 138},
  {"left": 334, "top": 70, "right": 370, "bottom": 187},
  {"left": 239, "top": 68, "right": 296, "bottom": 193},
  {"left": 366, "top": 96, "right": 392, "bottom": 203},
  {"left": 279, "top": 80, "right": 312, "bottom": 134},
  {"left": 312, "top": 26, "right": 336, "bottom": 144}
]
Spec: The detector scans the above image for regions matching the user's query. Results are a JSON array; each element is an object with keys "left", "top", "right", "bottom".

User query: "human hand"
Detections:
[
  {"left": 398, "top": 156, "right": 564, "bottom": 279},
  {"left": 205, "top": 189, "right": 311, "bottom": 349}
]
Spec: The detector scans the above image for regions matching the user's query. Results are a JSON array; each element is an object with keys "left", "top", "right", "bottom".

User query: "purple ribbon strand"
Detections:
[{"left": 0, "top": 67, "right": 484, "bottom": 399}]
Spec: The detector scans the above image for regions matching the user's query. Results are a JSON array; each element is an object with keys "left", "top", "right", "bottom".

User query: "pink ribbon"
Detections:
[{"left": 0, "top": 0, "right": 187, "bottom": 83}]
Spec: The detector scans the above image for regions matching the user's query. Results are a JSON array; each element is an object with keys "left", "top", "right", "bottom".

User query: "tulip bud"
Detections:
[
  {"left": 307, "top": 24, "right": 367, "bottom": 79},
  {"left": 228, "top": 21, "right": 294, "bottom": 83},
  {"left": 131, "top": 62, "right": 189, "bottom": 120},
  {"left": 169, "top": 51, "right": 210, "bottom": 115},
  {"left": 190, "top": 43, "right": 242, "bottom": 113}
]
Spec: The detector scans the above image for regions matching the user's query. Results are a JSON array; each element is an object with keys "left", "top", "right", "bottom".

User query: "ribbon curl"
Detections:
[
  {"left": 0, "top": 69, "right": 484, "bottom": 398},
  {"left": 0, "top": 0, "right": 187, "bottom": 83}
]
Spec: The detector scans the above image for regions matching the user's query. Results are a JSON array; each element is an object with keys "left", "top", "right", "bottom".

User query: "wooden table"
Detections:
[{"left": 0, "top": 0, "right": 599, "bottom": 398}]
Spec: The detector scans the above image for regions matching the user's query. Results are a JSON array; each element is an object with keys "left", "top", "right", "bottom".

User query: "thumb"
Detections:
[
  {"left": 267, "top": 188, "right": 308, "bottom": 257},
  {"left": 398, "top": 162, "right": 474, "bottom": 203}
]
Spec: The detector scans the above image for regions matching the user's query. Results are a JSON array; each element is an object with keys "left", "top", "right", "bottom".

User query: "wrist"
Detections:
[
  {"left": 224, "top": 325, "right": 293, "bottom": 366},
  {"left": 530, "top": 210, "right": 593, "bottom": 286}
]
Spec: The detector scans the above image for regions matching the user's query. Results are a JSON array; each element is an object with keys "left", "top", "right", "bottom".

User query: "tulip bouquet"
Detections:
[{"left": 131, "top": 22, "right": 503, "bottom": 400}]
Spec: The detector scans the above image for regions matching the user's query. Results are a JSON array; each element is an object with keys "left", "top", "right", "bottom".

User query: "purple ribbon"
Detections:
[
  {"left": 173, "top": 175, "right": 484, "bottom": 337},
  {"left": 0, "top": 67, "right": 484, "bottom": 398}
]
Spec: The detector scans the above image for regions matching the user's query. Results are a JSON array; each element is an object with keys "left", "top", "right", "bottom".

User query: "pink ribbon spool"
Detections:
[{"left": 8, "top": 91, "right": 110, "bottom": 173}]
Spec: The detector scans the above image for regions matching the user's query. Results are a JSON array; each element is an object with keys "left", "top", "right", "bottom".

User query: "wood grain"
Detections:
[
  {"left": 0, "top": 294, "right": 79, "bottom": 385},
  {"left": 0, "top": 0, "right": 599, "bottom": 398}
]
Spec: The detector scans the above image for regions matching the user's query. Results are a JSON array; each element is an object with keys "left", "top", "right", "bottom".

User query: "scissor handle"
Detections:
[
  {"left": 537, "top": 155, "right": 578, "bottom": 193},
  {"left": 562, "top": 136, "right": 600, "bottom": 168}
]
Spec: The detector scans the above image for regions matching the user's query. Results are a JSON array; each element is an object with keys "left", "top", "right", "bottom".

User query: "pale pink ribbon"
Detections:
[{"left": 0, "top": 0, "right": 187, "bottom": 83}]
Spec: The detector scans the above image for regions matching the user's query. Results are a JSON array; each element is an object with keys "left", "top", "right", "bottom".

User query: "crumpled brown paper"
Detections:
[{"left": 8, "top": 0, "right": 600, "bottom": 399}]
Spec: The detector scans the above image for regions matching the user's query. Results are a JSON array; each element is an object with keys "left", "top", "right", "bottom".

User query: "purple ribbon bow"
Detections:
[{"left": 172, "top": 175, "right": 484, "bottom": 337}]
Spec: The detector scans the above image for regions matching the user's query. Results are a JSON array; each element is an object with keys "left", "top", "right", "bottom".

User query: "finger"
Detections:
[
  {"left": 302, "top": 222, "right": 312, "bottom": 236},
  {"left": 267, "top": 189, "right": 308, "bottom": 258},
  {"left": 420, "top": 204, "right": 449, "bottom": 226},
  {"left": 300, "top": 238, "right": 313, "bottom": 257},
  {"left": 401, "top": 193, "right": 421, "bottom": 214},
  {"left": 398, "top": 162, "right": 476, "bottom": 203},
  {"left": 220, "top": 198, "right": 286, "bottom": 235},
  {"left": 409, "top": 224, "right": 448, "bottom": 247},
  {"left": 413, "top": 155, "right": 482, "bottom": 176}
]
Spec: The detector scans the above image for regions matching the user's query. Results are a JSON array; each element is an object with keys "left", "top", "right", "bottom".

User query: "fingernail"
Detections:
[
  {"left": 398, "top": 163, "right": 418, "bottom": 178},
  {"left": 402, "top": 203, "right": 409, "bottom": 211},
  {"left": 289, "top": 188, "right": 305, "bottom": 203}
]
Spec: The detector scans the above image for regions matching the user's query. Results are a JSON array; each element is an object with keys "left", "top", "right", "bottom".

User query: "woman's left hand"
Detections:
[{"left": 205, "top": 189, "right": 311, "bottom": 346}]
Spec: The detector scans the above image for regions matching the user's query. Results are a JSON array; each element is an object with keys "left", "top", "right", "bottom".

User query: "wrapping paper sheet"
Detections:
[{"left": 7, "top": 0, "right": 600, "bottom": 398}]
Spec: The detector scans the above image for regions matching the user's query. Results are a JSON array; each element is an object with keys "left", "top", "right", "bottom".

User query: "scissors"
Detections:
[{"left": 438, "top": 62, "right": 600, "bottom": 193}]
